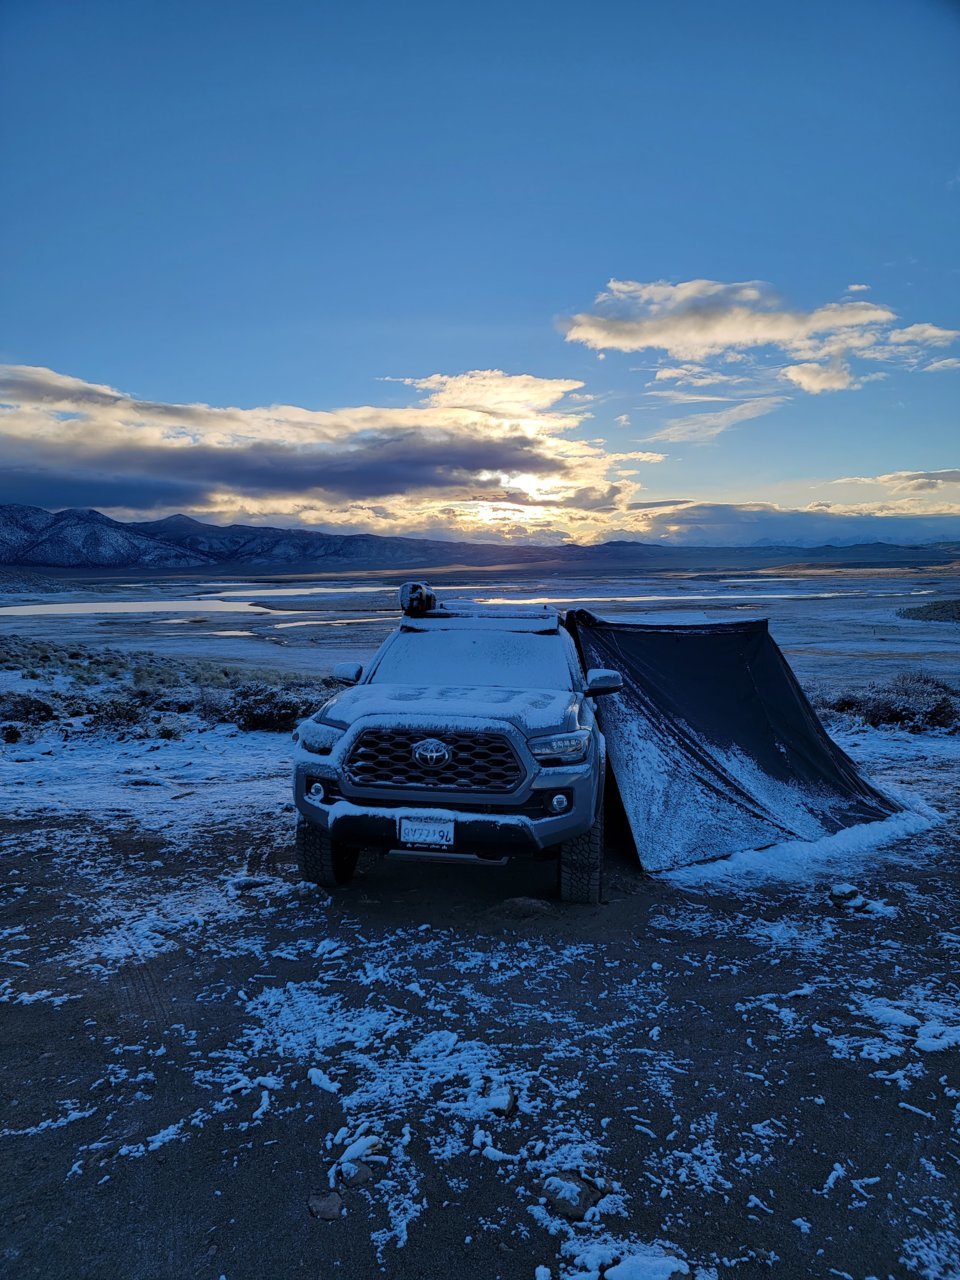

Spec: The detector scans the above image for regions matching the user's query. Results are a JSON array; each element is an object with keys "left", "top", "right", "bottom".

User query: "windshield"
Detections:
[{"left": 369, "top": 629, "right": 573, "bottom": 689}]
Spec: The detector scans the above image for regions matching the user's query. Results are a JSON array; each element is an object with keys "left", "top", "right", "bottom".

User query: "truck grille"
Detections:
[{"left": 344, "top": 729, "right": 523, "bottom": 793}]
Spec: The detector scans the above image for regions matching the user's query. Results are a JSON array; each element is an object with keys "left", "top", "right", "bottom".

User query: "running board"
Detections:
[{"left": 386, "top": 849, "right": 509, "bottom": 867}]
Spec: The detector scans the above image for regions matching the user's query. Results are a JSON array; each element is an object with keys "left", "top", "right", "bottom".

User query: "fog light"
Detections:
[
  {"left": 548, "top": 793, "right": 569, "bottom": 814},
  {"left": 308, "top": 781, "right": 325, "bottom": 801}
]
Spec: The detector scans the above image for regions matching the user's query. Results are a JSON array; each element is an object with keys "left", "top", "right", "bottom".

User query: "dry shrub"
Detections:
[
  {"left": 0, "top": 692, "right": 56, "bottom": 725},
  {"left": 822, "top": 671, "right": 958, "bottom": 733},
  {"left": 898, "top": 599, "right": 960, "bottom": 624},
  {"left": 152, "top": 715, "right": 186, "bottom": 740},
  {"left": 227, "top": 682, "right": 323, "bottom": 732},
  {"left": 85, "top": 695, "right": 149, "bottom": 733},
  {"left": 0, "top": 632, "right": 333, "bottom": 737},
  {"left": 196, "top": 686, "right": 233, "bottom": 723}
]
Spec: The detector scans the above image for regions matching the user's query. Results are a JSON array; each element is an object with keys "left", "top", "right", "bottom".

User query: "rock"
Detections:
[
  {"left": 483, "top": 1080, "right": 517, "bottom": 1117},
  {"left": 339, "top": 1159, "right": 373, "bottom": 1187},
  {"left": 829, "top": 883, "right": 858, "bottom": 902},
  {"left": 542, "top": 1172, "right": 602, "bottom": 1221},
  {"left": 829, "top": 883, "right": 867, "bottom": 910},
  {"left": 307, "top": 1191, "right": 343, "bottom": 1220}
]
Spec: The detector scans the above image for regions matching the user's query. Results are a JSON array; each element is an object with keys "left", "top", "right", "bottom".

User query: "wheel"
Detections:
[
  {"left": 296, "top": 816, "right": 359, "bottom": 888},
  {"left": 558, "top": 806, "right": 604, "bottom": 905}
]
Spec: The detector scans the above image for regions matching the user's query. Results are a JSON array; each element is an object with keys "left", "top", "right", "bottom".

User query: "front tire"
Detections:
[
  {"left": 558, "top": 807, "right": 604, "bottom": 905},
  {"left": 296, "top": 816, "right": 359, "bottom": 888}
]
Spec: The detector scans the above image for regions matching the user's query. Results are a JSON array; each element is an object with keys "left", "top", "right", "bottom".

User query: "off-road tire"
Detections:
[
  {"left": 558, "top": 807, "right": 604, "bottom": 905},
  {"left": 296, "top": 816, "right": 359, "bottom": 888}
]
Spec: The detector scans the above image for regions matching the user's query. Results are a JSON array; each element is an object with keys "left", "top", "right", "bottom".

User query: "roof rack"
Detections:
[{"left": 398, "top": 582, "right": 559, "bottom": 631}]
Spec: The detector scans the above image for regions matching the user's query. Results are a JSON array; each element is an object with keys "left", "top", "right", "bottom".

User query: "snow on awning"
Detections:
[{"left": 567, "top": 610, "right": 902, "bottom": 872}]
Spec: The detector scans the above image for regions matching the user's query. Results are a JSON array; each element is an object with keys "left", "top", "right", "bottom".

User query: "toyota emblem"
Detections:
[{"left": 412, "top": 738, "right": 451, "bottom": 769}]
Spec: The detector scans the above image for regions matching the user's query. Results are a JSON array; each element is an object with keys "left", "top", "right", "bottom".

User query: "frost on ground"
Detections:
[{"left": 2, "top": 637, "right": 960, "bottom": 1278}]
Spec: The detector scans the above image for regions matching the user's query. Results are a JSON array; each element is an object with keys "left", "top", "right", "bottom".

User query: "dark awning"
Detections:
[{"left": 567, "top": 610, "right": 901, "bottom": 872}]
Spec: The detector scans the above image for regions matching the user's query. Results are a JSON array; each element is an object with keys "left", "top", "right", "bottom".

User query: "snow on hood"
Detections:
[{"left": 319, "top": 684, "right": 581, "bottom": 735}]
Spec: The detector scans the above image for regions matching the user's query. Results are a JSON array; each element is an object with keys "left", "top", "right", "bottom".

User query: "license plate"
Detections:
[{"left": 399, "top": 817, "right": 455, "bottom": 847}]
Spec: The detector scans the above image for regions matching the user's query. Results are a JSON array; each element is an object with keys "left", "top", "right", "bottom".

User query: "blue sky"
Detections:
[{"left": 0, "top": 0, "right": 957, "bottom": 543}]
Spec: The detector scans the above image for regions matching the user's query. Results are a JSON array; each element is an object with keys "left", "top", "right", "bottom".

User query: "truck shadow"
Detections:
[{"left": 299, "top": 788, "right": 647, "bottom": 931}]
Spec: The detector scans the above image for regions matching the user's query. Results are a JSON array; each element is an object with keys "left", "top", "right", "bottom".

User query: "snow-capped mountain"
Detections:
[
  {"left": 0, "top": 505, "right": 957, "bottom": 571},
  {"left": 0, "top": 506, "right": 210, "bottom": 569},
  {"left": 126, "top": 513, "right": 552, "bottom": 569},
  {"left": 0, "top": 505, "right": 553, "bottom": 570}
]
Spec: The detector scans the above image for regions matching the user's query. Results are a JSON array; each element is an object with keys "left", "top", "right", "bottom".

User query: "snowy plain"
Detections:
[{"left": 1, "top": 567, "right": 959, "bottom": 1280}]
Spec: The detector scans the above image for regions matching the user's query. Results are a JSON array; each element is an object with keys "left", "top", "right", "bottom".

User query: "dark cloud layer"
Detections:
[
  {"left": 0, "top": 469, "right": 207, "bottom": 512},
  {"left": 621, "top": 502, "right": 960, "bottom": 546},
  {"left": 0, "top": 365, "right": 612, "bottom": 534},
  {"left": 0, "top": 430, "right": 569, "bottom": 507},
  {"left": 627, "top": 498, "right": 691, "bottom": 510}
]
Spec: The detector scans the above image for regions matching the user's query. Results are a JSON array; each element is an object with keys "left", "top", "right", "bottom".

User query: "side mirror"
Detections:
[
  {"left": 585, "top": 668, "right": 622, "bottom": 696},
  {"left": 333, "top": 661, "right": 363, "bottom": 685}
]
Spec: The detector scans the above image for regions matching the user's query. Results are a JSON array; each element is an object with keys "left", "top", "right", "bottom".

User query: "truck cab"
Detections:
[{"left": 292, "top": 584, "right": 621, "bottom": 903}]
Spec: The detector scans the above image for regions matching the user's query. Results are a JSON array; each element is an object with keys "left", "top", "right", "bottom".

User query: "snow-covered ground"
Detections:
[{"left": 1, "top": 570, "right": 958, "bottom": 1279}]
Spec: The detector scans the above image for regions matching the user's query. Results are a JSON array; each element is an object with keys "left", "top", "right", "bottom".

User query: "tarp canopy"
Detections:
[{"left": 568, "top": 610, "right": 901, "bottom": 872}]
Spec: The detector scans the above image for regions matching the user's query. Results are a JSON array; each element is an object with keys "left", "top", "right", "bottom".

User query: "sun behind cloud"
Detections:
[{"left": 0, "top": 365, "right": 664, "bottom": 543}]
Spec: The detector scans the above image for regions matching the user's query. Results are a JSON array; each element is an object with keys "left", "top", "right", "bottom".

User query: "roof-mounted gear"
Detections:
[
  {"left": 399, "top": 581, "right": 437, "bottom": 617},
  {"left": 399, "top": 581, "right": 559, "bottom": 631}
]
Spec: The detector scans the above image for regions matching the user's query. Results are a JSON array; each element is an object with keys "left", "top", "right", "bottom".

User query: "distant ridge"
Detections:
[{"left": 0, "top": 504, "right": 957, "bottom": 573}]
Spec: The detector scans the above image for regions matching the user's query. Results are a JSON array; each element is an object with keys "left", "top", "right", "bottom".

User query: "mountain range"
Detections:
[{"left": 1, "top": 504, "right": 958, "bottom": 574}]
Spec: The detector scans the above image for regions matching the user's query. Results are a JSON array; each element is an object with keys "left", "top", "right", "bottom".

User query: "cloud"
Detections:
[
  {"left": 613, "top": 450, "right": 667, "bottom": 464},
  {"left": 563, "top": 277, "right": 896, "bottom": 360},
  {"left": 644, "top": 389, "right": 741, "bottom": 404},
  {"left": 0, "top": 364, "right": 665, "bottom": 541},
  {"left": 395, "top": 369, "right": 586, "bottom": 416},
  {"left": 833, "top": 469, "right": 960, "bottom": 494},
  {"left": 617, "top": 501, "right": 960, "bottom": 546},
  {"left": 596, "top": 279, "right": 767, "bottom": 312},
  {"left": 555, "top": 484, "right": 624, "bottom": 511},
  {"left": 563, "top": 279, "right": 959, "bottom": 416},
  {"left": 0, "top": 467, "right": 206, "bottom": 512},
  {"left": 847, "top": 283, "right": 870, "bottom": 292},
  {"left": 563, "top": 301, "right": 895, "bottom": 361},
  {"left": 645, "top": 396, "right": 787, "bottom": 443},
  {"left": 780, "top": 361, "right": 857, "bottom": 393},
  {"left": 889, "top": 324, "right": 959, "bottom": 346},
  {"left": 105, "top": 433, "right": 567, "bottom": 499},
  {"left": 652, "top": 365, "right": 746, "bottom": 386},
  {"left": 924, "top": 358, "right": 960, "bottom": 372},
  {"left": 626, "top": 499, "right": 691, "bottom": 510}
]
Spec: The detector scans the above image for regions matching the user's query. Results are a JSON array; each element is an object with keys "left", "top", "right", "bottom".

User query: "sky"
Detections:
[{"left": 0, "top": 0, "right": 958, "bottom": 546}]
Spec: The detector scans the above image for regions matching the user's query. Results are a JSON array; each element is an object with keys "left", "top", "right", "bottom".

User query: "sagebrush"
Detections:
[
  {"left": 0, "top": 634, "right": 335, "bottom": 738},
  {"left": 815, "top": 671, "right": 959, "bottom": 733}
]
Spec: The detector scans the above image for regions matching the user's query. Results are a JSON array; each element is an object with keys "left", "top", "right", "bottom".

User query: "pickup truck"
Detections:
[{"left": 292, "top": 583, "right": 621, "bottom": 903}]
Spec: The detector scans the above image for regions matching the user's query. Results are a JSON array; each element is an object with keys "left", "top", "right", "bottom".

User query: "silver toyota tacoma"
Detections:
[{"left": 292, "top": 584, "right": 622, "bottom": 903}]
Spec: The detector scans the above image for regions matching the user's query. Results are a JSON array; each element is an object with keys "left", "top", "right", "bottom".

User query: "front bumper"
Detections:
[{"left": 293, "top": 758, "right": 600, "bottom": 856}]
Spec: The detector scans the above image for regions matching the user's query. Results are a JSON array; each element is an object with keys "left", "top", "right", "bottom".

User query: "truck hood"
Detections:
[{"left": 320, "top": 684, "right": 581, "bottom": 735}]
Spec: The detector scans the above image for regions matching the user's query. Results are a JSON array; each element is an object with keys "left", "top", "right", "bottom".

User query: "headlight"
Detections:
[
  {"left": 528, "top": 730, "right": 591, "bottom": 763},
  {"left": 294, "top": 720, "right": 345, "bottom": 755}
]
